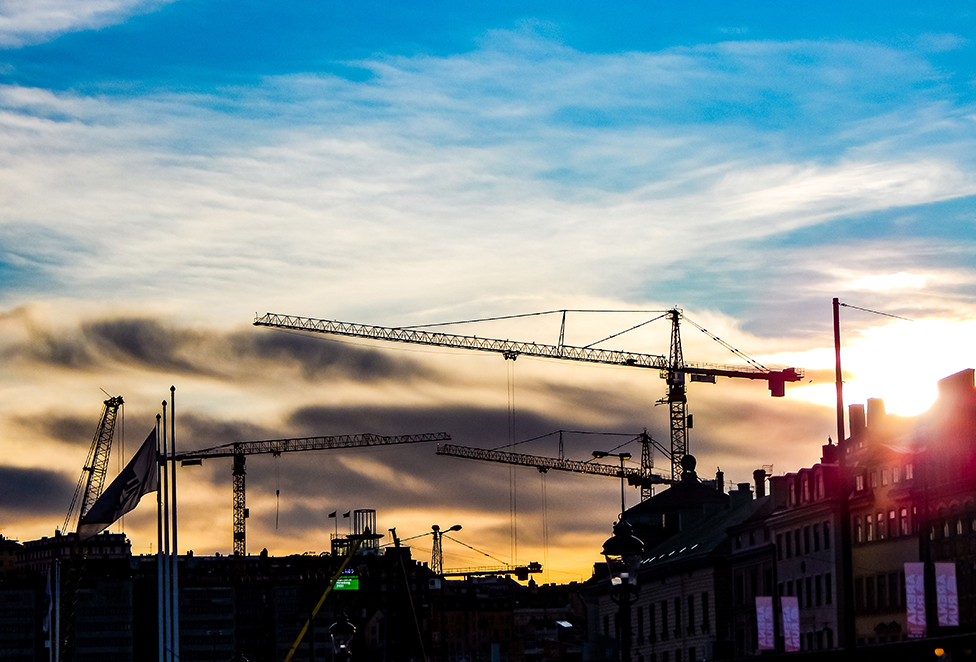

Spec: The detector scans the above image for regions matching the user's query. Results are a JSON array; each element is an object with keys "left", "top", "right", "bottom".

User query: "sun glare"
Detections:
[{"left": 783, "top": 318, "right": 976, "bottom": 417}]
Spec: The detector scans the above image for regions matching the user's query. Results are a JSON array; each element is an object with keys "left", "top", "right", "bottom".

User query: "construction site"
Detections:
[{"left": 4, "top": 306, "right": 976, "bottom": 662}]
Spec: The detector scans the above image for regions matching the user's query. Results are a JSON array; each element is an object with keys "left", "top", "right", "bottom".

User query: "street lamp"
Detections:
[
  {"left": 431, "top": 524, "right": 462, "bottom": 576},
  {"left": 593, "top": 451, "right": 632, "bottom": 515},
  {"left": 602, "top": 520, "right": 644, "bottom": 662},
  {"left": 330, "top": 612, "right": 356, "bottom": 662}
]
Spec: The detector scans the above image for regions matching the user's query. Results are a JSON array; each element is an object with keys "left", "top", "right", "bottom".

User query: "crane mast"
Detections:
[
  {"left": 177, "top": 431, "right": 450, "bottom": 555},
  {"left": 254, "top": 311, "right": 803, "bottom": 483},
  {"left": 63, "top": 396, "right": 124, "bottom": 534}
]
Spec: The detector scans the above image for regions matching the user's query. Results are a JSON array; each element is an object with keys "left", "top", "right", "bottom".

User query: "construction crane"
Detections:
[
  {"left": 254, "top": 310, "right": 803, "bottom": 483},
  {"left": 436, "top": 442, "right": 672, "bottom": 487},
  {"left": 176, "top": 431, "right": 450, "bottom": 555},
  {"left": 63, "top": 395, "right": 124, "bottom": 534}
]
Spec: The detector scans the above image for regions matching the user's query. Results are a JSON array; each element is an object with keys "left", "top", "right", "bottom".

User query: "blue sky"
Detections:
[{"left": 2, "top": 0, "right": 976, "bottom": 579}]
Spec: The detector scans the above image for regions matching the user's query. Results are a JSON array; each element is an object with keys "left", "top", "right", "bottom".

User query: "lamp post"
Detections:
[
  {"left": 330, "top": 612, "right": 356, "bottom": 662},
  {"left": 431, "top": 524, "right": 462, "bottom": 577},
  {"left": 593, "top": 451, "right": 632, "bottom": 515},
  {"left": 602, "top": 520, "right": 644, "bottom": 662}
]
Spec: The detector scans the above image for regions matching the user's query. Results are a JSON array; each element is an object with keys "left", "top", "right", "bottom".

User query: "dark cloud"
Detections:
[
  {"left": 0, "top": 466, "right": 75, "bottom": 515},
  {"left": 83, "top": 317, "right": 205, "bottom": 375},
  {"left": 10, "top": 313, "right": 439, "bottom": 387},
  {"left": 13, "top": 412, "right": 95, "bottom": 447},
  {"left": 235, "top": 329, "right": 435, "bottom": 383}
]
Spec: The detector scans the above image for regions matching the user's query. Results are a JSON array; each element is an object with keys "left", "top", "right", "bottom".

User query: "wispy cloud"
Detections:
[{"left": 0, "top": 0, "right": 174, "bottom": 48}]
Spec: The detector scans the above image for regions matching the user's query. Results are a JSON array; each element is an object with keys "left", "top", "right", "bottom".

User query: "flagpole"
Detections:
[
  {"left": 162, "top": 402, "right": 172, "bottom": 662},
  {"left": 170, "top": 386, "right": 180, "bottom": 661},
  {"left": 156, "top": 414, "right": 165, "bottom": 662}
]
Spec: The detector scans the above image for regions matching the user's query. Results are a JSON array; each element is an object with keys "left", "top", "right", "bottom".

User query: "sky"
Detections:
[{"left": 1, "top": 0, "right": 975, "bottom": 583}]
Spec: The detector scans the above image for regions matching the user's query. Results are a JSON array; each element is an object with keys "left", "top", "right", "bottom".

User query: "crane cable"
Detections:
[
  {"left": 507, "top": 357, "right": 518, "bottom": 565},
  {"left": 540, "top": 470, "right": 549, "bottom": 583},
  {"left": 274, "top": 454, "right": 281, "bottom": 529}
]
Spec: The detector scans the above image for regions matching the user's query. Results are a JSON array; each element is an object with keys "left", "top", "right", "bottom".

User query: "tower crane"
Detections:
[
  {"left": 435, "top": 442, "right": 672, "bottom": 487},
  {"left": 254, "top": 309, "right": 803, "bottom": 483},
  {"left": 176, "top": 431, "right": 450, "bottom": 555},
  {"left": 63, "top": 395, "right": 124, "bottom": 534}
]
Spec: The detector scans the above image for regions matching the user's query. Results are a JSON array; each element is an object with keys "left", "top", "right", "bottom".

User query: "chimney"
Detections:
[
  {"left": 937, "top": 369, "right": 976, "bottom": 404},
  {"left": 753, "top": 469, "right": 767, "bottom": 498},
  {"left": 769, "top": 475, "right": 787, "bottom": 508},
  {"left": 715, "top": 469, "right": 725, "bottom": 493},
  {"left": 849, "top": 404, "right": 865, "bottom": 437},
  {"left": 867, "top": 398, "right": 886, "bottom": 428},
  {"left": 730, "top": 482, "right": 753, "bottom": 508},
  {"left": 822, "top": 439, "right": 838, "bottom": 464}
]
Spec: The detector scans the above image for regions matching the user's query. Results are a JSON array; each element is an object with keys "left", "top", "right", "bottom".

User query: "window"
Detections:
[
  {"left": 877, "top": 574, "right": 888, "bottom": 608},
  {"left": 870, "top": 471, "right": 878, "bottom": 488},
  {"left": 789, "top": 479, "right": 796, "bottom": 505},
  {"left": 877, "top": 512, "right": 885, "bottom": 539},
  {"left": 906, "top": 463, "right": 914, "bottom": 480},
  {"left": 815, "top": 575, "right": 822, "bottom": 606},
  {"left": 806, "top": 577, "right": 813, "bottom": 608},
  {"left": 674, "top": 598, "right": 681, "bottom": 637},
  {"left": 701, "top": 592, "right": 710, "bottom": 632},
  {"left": 776, "top": 534, "right": 783, "bottom": 560},
  {"left": 855, "top": 474, "right": 865, "bottom": 491},
  {"left": 888, "top": 573, "right": 899, "bottom": 608},
  {"left": 797, "top": 578, "right": 803, "bottom": 607},
  {"left": 855, "top": 516, "right": 863, "bottom": 543},
  {"left": 866, "top": 514, "right": 874, "bottom": 542},
  {"left": 661, "top": 601, "right": 669, "bottom": 641},
  {"left": 892, "top": 465, "right": 901, "bottom": 483},
  {"left": 958, "top": 519, "right": 964, "bottom": 536},
  {"left": 814, "top": 523, "right": 821, "bottom": 551},
  {"left": 881, "top": 468, "right": 889, "bottom": 486},
  {"left": 889, "top": 510, "right": 897, "bottom": 538},
  {"left": 854, "top": 577, "right": 865, "bottom": 610},
  {"left": 786, "top": 533, "right": 792, "bottom": 559},
  {"left": 638, "top": 606, "right": 644, "bottom": 642},
  {"left": 816, "top": 472, "right": 824, "bottom": 499},
  {"left": 866, "top": 576, "right": 876, "bottom": 611},
  {"left": 824, "top": 521, "right": 831, "bottom": 549},
  {"left": 804, "top": 526, "right": 811, "bottom": 554},
  {"left": 802, "top": 477, "right": 810, "bottom": 502},
  {"left": 826, "top": 573, "right": 833, "bottom": 604},
  {"left": 687, "top": 595, "right": 695, "bottom": 634},
  {"left": 649, "top": 603, "right": 656, "bottom": 643},
  {"left": 787, "top": 580, "right": 794, "bottom": 596},
  {"left": 900, "top": 508, "right": 910, "bottom": 536},
  {"left": 794, "top": 530, "right": 801, "bottom": 556}
]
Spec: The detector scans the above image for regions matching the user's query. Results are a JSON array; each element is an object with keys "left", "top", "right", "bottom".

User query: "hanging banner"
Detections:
[
  {"left": 756, "top": 596, "right": 775, "bottom": 650},
  {"left": 905, "top": 562, "right": 927, "bottom": 638},
  {"left": 781, "top": 596, "right": 800, "bottom": 652},
  {"left": 935, "top": 562, "right": 959, "bottom": 627}
]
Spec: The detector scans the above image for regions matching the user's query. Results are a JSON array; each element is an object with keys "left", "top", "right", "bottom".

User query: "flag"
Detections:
[
  {"left": 905, "top": 562, "right": 927, "bottom": 638},
  {"left": 78, "top": 429, "right": 159, "bottom": 540},
  {"left": 328, "top": 511, "right": 337, "bottom": 518},
  {"left": 781, "top": 596, "right": 800, "bottom": 652},
  {"left": 936, "top": 562, "right": 959, "bottom": 627},
  {"left": 343, "top": 511, "right": 350, "bottom": 518},
  {"left": 755, "top": 596, "right": 774, "bottom": 650}
]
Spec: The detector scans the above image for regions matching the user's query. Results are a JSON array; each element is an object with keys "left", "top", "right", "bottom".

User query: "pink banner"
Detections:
[
  {"left": 781, "top": 596, "right": 800, "bottom": 652},
  {"left": 905, "top": 562, "right": 926, "bottom": 638},
  {"left": 936, "top": 562, "right": 959, "bottom": 627},
  {"left": 756, "top": 596, "right": 775, "bottom": 650}
]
